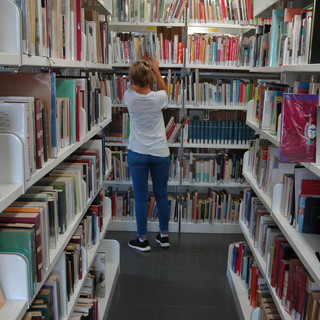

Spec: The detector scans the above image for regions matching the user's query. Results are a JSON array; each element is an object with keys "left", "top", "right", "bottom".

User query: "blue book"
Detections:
[
  {"left": 196, "top": 121, "right": 201, "bottom": 143},
  {"left": 233, "top": 122, "right": 239, "bottom": 144},
  {"left": 236, "top": 80, "right": 240, "bottom": 104},
  {"left": 217, "top": 121, "right": 221, "bottom": 144},
  {"left": 213, "top": 121, "right": 218, "bottom": 143},
  {"left": 238, "top": 122, "right": 243, "bottom": 144},
  {"left": 268, "top": 9, "right": 284, "bottom": 67},
  {"left": 228, "top": 121, "right": 234, "bottom": 144},
  {"left": 221, "top": 121, "right": 226, "bottom": 144},
  {"left": 229, "top": 80, "right": 233, "bottom": 104},
  {"left": 200, "top": 121, "right": 205, "bottom": 143},
  {"left": 204, "top": 121, "right": 209, "bottom": 143},
  {"left": 188, "top": 121, "right": 193, "bottom": 143},
  {"left": 208, "top": 121, "right": 213, "bottom": 144}
]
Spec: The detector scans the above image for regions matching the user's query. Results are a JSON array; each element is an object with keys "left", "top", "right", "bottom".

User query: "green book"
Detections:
[
  {"left": 0, "top": 227, "right": 36, "bottom": 297},
  {"left": 56, "top": 79, "right": 76, "bottom": 144}
]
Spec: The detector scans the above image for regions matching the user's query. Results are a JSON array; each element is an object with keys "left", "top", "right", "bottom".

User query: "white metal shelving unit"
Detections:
[
  {"left": 239, "top": 220, "right": 291, "bottom": 320},
  {"left": 226, "top": 264, "right": 254, "bottom": 320}
]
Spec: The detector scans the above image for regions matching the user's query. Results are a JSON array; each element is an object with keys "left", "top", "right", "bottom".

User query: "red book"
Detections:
[
  {"left": 276, "top": 259, "right": 290, "bottom": 299},
  {"left": 34, "top": 99, "right": 44, "bottom": 169},
  {"left": 293, "top": 266, "right": 308, "bottom": 318},
  {"left": 75, "top": 85, "right": 81, "bottom": 142},
  {"left": 301, "top": 180, "right": 320, "bottom": 195},
  {"left": 280, "top": 94, "right": 318, "bottom": 162},
  {"left": 220, "top": 0, "right": 227, "bottom": 20},
  {"left": 236, "top": 242, "right": 243, "bottom": 275},
  {"left": 271, "top": 237, "right": 287, "bottom": 287},
  {"left": 249, "top": 264, "right": 258, "bottom": 307},
  {"left": 177, "top": 42, "right": 184, "bottom": 64},
  {"left": 76, "top": 0, "right": 82, "bottom": 61},
  {"left": 246, "top": 0, "right": 253, "bottom": 24},
  {"left": 285, "top": 259, "right": 302, "bottom": 313}
]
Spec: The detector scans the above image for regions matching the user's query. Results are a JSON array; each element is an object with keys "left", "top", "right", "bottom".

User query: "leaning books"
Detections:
[{"left": 280, "top": 93, "right": 318, "bottom": 162}]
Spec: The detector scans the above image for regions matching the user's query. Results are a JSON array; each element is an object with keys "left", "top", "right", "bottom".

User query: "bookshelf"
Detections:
[
  {"left": 0, "top": 1, "right": 120, "bottom": 320},
  {"left": 226, "top": 260, "right": 254, "bottom": 320},
  {"left": 239, "top": 219, "right": 291, "bottom": 320}
]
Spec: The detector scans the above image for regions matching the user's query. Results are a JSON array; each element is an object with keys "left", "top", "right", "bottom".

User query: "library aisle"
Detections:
[{"left": 105, "top": 231, "right": 242, "bottom": 320}]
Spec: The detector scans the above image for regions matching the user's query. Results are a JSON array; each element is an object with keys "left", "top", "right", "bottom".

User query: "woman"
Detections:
[{"left": 123, "top": 56, "right": 170, "bottom": 252}]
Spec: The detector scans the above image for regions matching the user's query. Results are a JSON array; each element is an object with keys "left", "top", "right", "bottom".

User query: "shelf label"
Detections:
[
  {"left": 146, "top": 26, "right": 157, "bottom": 31},
  {"left": 207, "top": 28, "right": 219, "bottom": 33}
]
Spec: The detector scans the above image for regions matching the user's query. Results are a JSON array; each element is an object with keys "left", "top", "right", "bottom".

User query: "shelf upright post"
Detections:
[{"left": 177, "top": 7, "right": 189, "bottom": 233}]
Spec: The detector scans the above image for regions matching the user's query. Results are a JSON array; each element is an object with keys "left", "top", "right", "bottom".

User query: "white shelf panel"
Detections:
[
  {"left": 188, "top": 22, "right": 255, "bottom": 29},
  {"left": 185, "top": 104, "right": 247, "bottom": 110},
  {"left": 105, "top": 180, "right": 180, "bottom": 186},
  {"left": 86, "top": 61, "right": 112, "bottom": 70},
  {"left": 246, "top": 119, "right": 279, "bottom": 146},
  {"left": 112, "top": 62, "right": 183, "bottom": 68},
  {"left": 32, "top": 184, "right": 104, "bottom": 303},
  {"left": 254, "top": 0, "right": 278, "bottom": 18},
  {"left": 62, "top": 217, "right": 110, "bottom": 320},
  {"left": 108, "top": 219, "right": 180, "bottom": 233},
  {"left": 0, "top": 300, "right": 28, "bottom": 320},
  {"left": 109, "top": 21, "right": 185, "bottom": 27},
  {"left": 22, "top": 54, "right": 50, "bottom": 66},
  {"left": 186, "top": 64, "right": 250, "bottom": 70},
  {"left": 181, "top": 221, "right": 241, "bottom": 233},
  {"left": 105, "top": 142, "right": 180, "bottom": 148},
  {"left": 181, "top": 181, "right": 247, "bottom": 187},
  {"left": 26, "top": 118, "right": 110, "bottom": 189},
  {"left": 272, "top": 184, "right": 320, "bottom": 287},
  {"left": 112, "top": 103, "right": 247, "bottom": 111},
  {"left": 98, "top": 261, "right": 119, "bottom": 320},
  {"left": 300, "top": 162, "right": 320, "bottom": 178},
  {"left": 239, "top": 220, "right": 291, "bottom": 320},
  {"left": 0, "top": 53, "right": 20, "bottom": 66},
  {"left": 184, "top": 143, "right": 249, "bottom": 149},
  {"left": 283, "top": 64, "right": 320, "bottom": 73},
  {"left": 97, "top": 0, "right": 112, "bottom": 14},
  {"left": 226, "top": 267, "right": 253, "bottom": 320},
  {"left": 242, "top": 169, "right": 272, "bottom": 213},
  {"left": 49, "top": 58, "right": 86, "bottom": 68},
  {"left": 109, "top": 219, "right": 241, "bottom": 233},
  {"left": 250, "top": 66, "right": 283, "bottom": 73},
  {"left": 0, "top": 184, "right": 24, "bottom": 213}
]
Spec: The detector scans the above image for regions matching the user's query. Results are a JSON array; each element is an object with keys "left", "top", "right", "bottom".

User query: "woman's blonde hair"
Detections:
[{"left": 129, "top": 60, "right": 154, "bottom": 87}]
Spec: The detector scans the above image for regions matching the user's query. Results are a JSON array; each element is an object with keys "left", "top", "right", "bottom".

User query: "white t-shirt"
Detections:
[{"left": 123, "top": 88, "right": 170, "bottom": 157}]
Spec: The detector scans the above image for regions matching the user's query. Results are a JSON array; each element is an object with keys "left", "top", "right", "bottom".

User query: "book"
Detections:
[
  {"left": 0, "top": 227, "right": 36, "bottom": 296},
  {"left": 268, "top": 10, "right": 284, "bottom": 67},
  {"left": 280, "top": 94, "right": 318, "bottom": 162}
]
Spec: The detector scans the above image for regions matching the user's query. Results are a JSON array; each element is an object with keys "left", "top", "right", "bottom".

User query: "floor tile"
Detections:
[
  {"left": 156, "top": 306, "right": 240, "bottom": 320},
  {"left": 118, "top": 266, "right": 159, "bottom": 286},
  {"left": 111, "top": 284, "right": 158, "bottom": 306},
  {"left": 157, "top": 285, "right": 236, "bottom": 307},
  {"left": 158, "top": 267, "right": 229, "bottom": 287},
  {"left": 107, "top": 305, "right": 157, "bottom": 320}
]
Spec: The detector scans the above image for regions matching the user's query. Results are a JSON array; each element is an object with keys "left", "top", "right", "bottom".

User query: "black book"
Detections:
[
  {"left": 302, "top": 197, "right": 320, "bottom": 234},
  {"left": 309, "top": 0, "right": 320, "bottom": 63}
]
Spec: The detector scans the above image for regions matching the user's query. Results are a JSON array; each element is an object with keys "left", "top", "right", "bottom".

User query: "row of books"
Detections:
[
  {"left": 247, "top": 139, "right": 293, "bottom": 197},
  {"left": 250, "top": 6, "right": 320, "bottom": 68},
  {"left": 280, "top": 168, "right": 320, "bottom": 235},
  {"left": 186, "top": 34, "right": 251, "bottom": 67},
  {"left": 110, "top": 0, "right": 186, "bottom": 23},
  {"left": 106, "top": 187, "right": 242, "bottom": 223},
  {"left": 104, "top": 72, "right": 255, "bottom": 107},
  {"left": 110, "top": 30, "right": 184, "bottom": 64},
  {"left": 0, "top": 142, "right": 103, "bottom": 299},
  {"left": 22, "top": 192, "right": 106, "bottom": 320},
  {"left": 186, "top": 120, "right": 255, "bottom": 144},
  {"left": 0, "top": 73, "right": 110, "bottom": 166},
  {"left": 229, "top": 242, "right": 283, "bottom": 319},
  {"left": 241, "top": 190, "right": 320, "bottom": 319},
  {"left": 12, "top": 0, "right": 108, "bottom": 63},
  {"left": 180, "top": 152, "right": 245, "bottom": 183},
  {"left": 188, "top": 0, "right": 253, "bottom": 25},
  {"left": 105, "top": 111, "right": 130, "bottom": 143}
]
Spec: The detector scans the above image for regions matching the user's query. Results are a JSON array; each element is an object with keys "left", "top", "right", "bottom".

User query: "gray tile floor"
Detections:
[{"left": 105, "top": 231, "right": 244, "bottom": 320}]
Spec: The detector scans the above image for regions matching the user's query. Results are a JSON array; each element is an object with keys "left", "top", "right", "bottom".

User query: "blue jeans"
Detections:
[{"left": 127, "top": 149, "right": 170, "bottom": 238}]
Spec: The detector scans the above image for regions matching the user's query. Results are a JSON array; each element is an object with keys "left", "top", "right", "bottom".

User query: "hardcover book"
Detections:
[{"left": 280, "top": 93, "right": 318, "bottom": 162}]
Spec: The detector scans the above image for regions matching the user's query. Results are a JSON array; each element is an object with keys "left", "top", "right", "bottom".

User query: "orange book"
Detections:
[
  {"left": 199, "top": 37, "right": 206, "bottom": 63},
  {"left": 208, "top": 4, "right": 214, "bottom": 21},
  {"left": 177, "top": 42, "right": 184, "bottom": 64},
  {"left": 192, "top": 191, "right": 199, "bottom": 221},
  {"left": 190, "top": 37, "right": 196, "bottom": 63}
]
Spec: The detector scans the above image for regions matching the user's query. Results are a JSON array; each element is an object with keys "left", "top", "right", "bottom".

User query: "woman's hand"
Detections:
[{"left": 142, "top": 52, "right": 159, "bottom": 71}]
